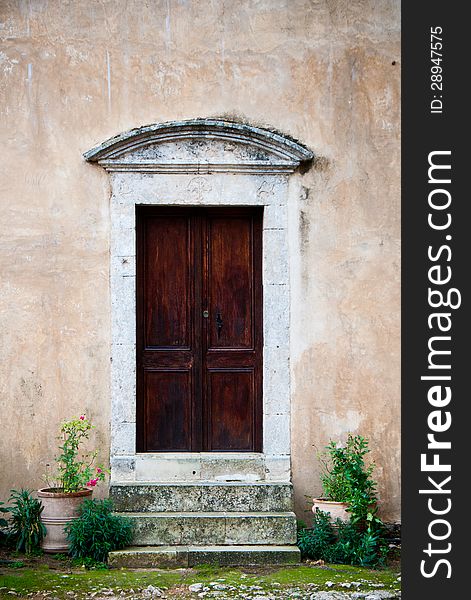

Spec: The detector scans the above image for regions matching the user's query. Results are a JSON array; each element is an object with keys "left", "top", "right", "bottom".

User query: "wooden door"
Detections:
[{"left": 136, "top": 207, "right": 263, "bottom": 452}]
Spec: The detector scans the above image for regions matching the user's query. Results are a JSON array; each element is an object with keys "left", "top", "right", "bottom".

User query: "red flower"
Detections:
[{"left": 79, "top": 415, "right": 85, "bottom": 420}]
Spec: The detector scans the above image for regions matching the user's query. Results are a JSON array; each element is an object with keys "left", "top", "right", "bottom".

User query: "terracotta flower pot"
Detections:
[
  {"left": 312, "top": 498, "right": 350, "bottom": 522},
  {"left": 38, "top": 488, "right": 92, "bottom": 553}
]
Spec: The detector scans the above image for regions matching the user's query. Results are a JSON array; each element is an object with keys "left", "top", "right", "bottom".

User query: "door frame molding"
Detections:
[{"left": 85, "top": 119, "right": 313, "bottom": 484}]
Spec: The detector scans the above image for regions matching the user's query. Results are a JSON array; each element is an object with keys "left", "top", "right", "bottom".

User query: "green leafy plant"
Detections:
[
  {"left": 318, "top": 433, "right": 378, "bottom": 524},
  {"left": 46, "top": 415, "right": 107, "bottom": 493},
  {"left": 72, "top": 556, "right": 109, "bottom": 570},
  {"left": 297, "top": 509, "right": 336, "bottom": 561},
  {"left": 302, "top": 434, "right": 389, "bottom": 567},
  {"left": 9, "top": 560, "right": 25, "bottom": 568},
  {"left": 65, "top": 499, "right": 133, "bottom": 563},
  {"left": 296, "top": 519, "right": 307, "bottom": 531},
  {"left": 319, "top": 434, "right": 376, "bottom": 501},
  {"left": 334, "top": 518, "right": 388, "bottom": 567},
  {"left": 0, "top": 500, "right": 8, "bottom": 528},
  {"left": 0, "top": 500, "right": 9, "bottom": 547},
  {"left": 297, "top": 510, "right": 388, "bottom": 568},
  {"left": 8, "top": 489, "right": 46, "bottom": 555}
]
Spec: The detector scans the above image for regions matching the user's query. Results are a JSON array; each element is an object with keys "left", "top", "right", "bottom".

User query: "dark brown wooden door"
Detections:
[{"left": 136, "top": 207, "right": 263, "bottom": 452}]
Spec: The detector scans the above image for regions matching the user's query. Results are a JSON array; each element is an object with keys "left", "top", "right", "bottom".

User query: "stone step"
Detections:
[
  {"left": 120, "top": 511, "right": 297, "bottom": 546},
  {"left": 110, "top": 482, "right": 294, "bottom": 513},
  {"left": 109, "top": 545, "right": 301, "bottom": 568}
]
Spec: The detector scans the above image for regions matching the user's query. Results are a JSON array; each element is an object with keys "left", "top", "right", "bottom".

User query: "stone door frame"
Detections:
[{"left": 85, "top": 119, "right": 313, "bottom": 484}]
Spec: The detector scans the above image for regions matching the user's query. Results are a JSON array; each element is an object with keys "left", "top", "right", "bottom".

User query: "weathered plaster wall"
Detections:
[{"left": 0, "top": 0, "right": 400, "bottom": 520}]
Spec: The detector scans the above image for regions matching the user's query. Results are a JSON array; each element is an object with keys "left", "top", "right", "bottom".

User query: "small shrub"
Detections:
[
  {"left": 334, "top": 518, "right": 388, "bottom": 567},
  {"left": 296, "top": 519, "right": 307, "bottom": 531},
  {"left": 8, "top": 489, "right": 46, "bottom": 555},
  {"left": 303, "top": 434, "right": 390, "bottom": 567},
  {"left": 297, "top": 510, "right": 336, "bottom": 561},
  {"left": 0, "top": 501, "right": 8, "bottom": 528},
  {"left": 319, "top": 434, "right": 377, "bottom": 511},
  {"left": 297, "top": 509, "right": 388, "bottom": 568},
  {"left": 1, "top": 501, "right": 10, "bottom": 547},
  {"left": 65, "top": 499, "right": 133, "bottom": 563}
]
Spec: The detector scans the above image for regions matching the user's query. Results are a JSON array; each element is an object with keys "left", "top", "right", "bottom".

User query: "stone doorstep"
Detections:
[
  {"left": 110, "top": 482, "right": 294, "bottom": 513},
  {"left": 108, "top": 545, "right": 301, "bottom": 568},
  {"left": 122, "top": 511, "right": 297, "bottom": 546},
  {"left": 110, "top": 453, "right": 291, "bottom": 483}
]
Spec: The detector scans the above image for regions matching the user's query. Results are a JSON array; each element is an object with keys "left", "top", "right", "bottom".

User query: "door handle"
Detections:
[{"left": 203, "top": 310, "right": 209, "bottom": 318}]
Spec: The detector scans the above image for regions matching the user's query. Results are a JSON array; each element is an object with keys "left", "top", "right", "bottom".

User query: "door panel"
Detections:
[
  {"left": 137, "top": 207, "right": 262, "bottom": 453},
  {"left": 144, "top": 370, "right": 192, "bottom": 451},
  {"left": 144, "top": 216, "right": 192, "bottom": 348},
  {"left": 207, "top": 216, "right": 253, "bottom": 349},
  {"left": 208, "top": 370, "right": 254, "bottom": 451}
]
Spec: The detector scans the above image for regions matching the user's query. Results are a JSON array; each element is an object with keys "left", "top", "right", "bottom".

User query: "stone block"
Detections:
[
  {"left": 108, "top": 546, "right": 188, "bottom": 568},
  {"left": 110, "top": 456, "right": 136, "bottom": 482},
  {"left": 111, "top": 421, "right": 136, "bottom": 456},
  {"left": 110, "top": 482, "right": 294, "bottom": 512},
  {"left": 263, "top": 414, "right": 291, "bottom": 455},
  {"left": 263, "top": 228, "right": 289, "bottom": 285},
  {"left": 200, "top": 455, "right": 265, "bottom": 482},
  {"left": 264, "top": 383, "right": 289, "bottom": 416},
  {"left": 123, "top": 512, "right": 297, "bottom": 546},
  {"left": 110, "top": 200, "right": 135, "bottom": 232},
  {"left": 265, "top": 455, "right": 291, "bottom": 482},
  {"left": 108, "top": 545, "right": 300, "bottom": 568},
  {"left": 224, "top": 513, "right": 297, "bottom": 545},
  {"left": 134, "top": 455, "right": 201, "bottom": 482},
  {"left": 110, "top": 212, "right": 135, "bottom": 257},
  {"left": 187, "top": 545, "right": 300, "bottom": 566},
  {"left": 111, "top": 254, "right": 136, "bottom": 277},
  {"left": 111, "top": 344, "right": 136, "bottom": 423},
  {"left": 111, "top": 273, "right": 135, "bottom": 345},
  {"left": 127, "top": 513, "right": 226, "bottom": 546},
  {"left": 263, "top": 202, "right": 288, "bottom": 230}
]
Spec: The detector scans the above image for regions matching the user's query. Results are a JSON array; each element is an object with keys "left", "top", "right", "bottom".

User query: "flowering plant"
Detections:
[{"left": 46, "top": 415, "right": 107, "bottom": 493}]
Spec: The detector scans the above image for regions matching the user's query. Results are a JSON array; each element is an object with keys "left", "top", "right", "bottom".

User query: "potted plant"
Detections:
[
  {"left": 8, "top": 489, "right": 47, "bottom": 554},
  {"left": 38, "top": 415, "right": 107, "bottom": 552},
  {"left": 312, "top": 433, "right": 378, "bottom": 524}
]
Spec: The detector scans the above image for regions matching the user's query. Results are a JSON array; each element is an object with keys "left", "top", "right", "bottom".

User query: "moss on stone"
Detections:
[{"left": 0, "top": 559, "right": 400, "bottom": 598}]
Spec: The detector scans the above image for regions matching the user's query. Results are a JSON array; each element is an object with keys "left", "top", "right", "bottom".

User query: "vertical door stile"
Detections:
[
  {"left": 202, "top": 213, "right": 209, "bottom": 453},
  {"left": 253, "top": 213, "right": 263, "bottom": 453},
  {"left": 192, "top": 211, "right": 203, "bottom": 452},
  {"left": 136, "top": 207, "right": 144, "bottom": 452}
]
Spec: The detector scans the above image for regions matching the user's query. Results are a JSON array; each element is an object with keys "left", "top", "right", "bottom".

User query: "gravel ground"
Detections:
[{"left": 3, "top": 582, "right": 401, "bottom": 600}]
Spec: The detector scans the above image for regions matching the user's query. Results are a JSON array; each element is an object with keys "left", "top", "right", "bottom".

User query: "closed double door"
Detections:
[{"left": 136, "top": 206, "right": 263, "bottom": 452}]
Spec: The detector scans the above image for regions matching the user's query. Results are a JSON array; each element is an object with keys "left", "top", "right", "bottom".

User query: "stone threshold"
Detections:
[{"left": 111, "top": 452, "right": 290, "bottom": 483}]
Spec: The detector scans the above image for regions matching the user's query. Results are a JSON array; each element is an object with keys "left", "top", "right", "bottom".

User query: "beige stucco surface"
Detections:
[{"left": 0, "top": 0, "right": 400, "bottom": 521}]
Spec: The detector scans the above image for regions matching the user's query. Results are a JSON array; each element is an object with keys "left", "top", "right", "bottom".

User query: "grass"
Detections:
[{"left": 0, "top": 556, "right": 401, "bottom": 598}]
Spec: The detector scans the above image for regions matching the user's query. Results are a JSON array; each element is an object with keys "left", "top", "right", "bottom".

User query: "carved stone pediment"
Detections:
[{"left": 84, "top": 119, "right": 313, "bottom": 174}]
